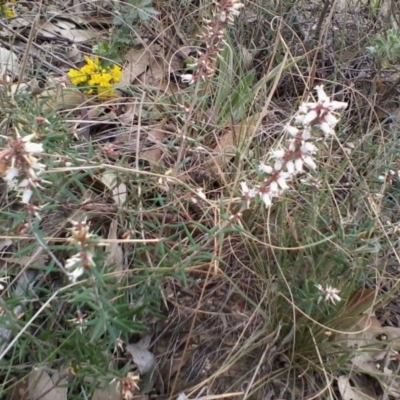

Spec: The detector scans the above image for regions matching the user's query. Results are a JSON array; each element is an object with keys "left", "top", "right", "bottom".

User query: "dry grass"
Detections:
[{"left": 1, "top": 0, "right": 400, "bottom": 399}]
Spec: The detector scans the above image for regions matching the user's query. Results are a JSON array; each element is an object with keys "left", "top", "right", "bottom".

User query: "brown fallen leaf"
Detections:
[
  {"left": 37, "top": 87, "right": 90, "bottom": 112},
  {"left": 5, "top": 378, "right": 29, "bottom": 400},
  {"left": 118, "top": 47, "right": 155, "bottom": 87},
  {"left": 91, "top": 379, "right": 121, "bottom": 400},
  {"left": 338, "top": 375, "right": 378, "bottom": 400},
  {"left": 104, "top": 218, "right": 124, "bottom": 275},
  {"left": 28, "top": 367, "right": 67, "bottom": 400},
  {"left": 139, "top": 122, "right": 166, "bottom": 167},
  {"left": 98, "top": 171, "right": 127, "bottom": 207},
  {"left": 127, "top": 336, "right": 158, "bottom": 394},
  {"left": 207, "top": 113, "right": 261, "bottom": 173},
  {"left": 37, "top": 20, "right": 98, "bottom": 42}
]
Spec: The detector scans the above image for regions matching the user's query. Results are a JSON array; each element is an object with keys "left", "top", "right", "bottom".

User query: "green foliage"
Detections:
[
  {"left": 367, "top": 28, "right": 400, "bottom": 67},
  {"left": 94, "top": 0, "right": 158, "bottom": 61}
]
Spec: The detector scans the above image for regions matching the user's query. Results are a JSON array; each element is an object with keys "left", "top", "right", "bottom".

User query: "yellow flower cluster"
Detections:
[
  {"left": 68, "top": 56, "right": 122, "bottom": 98},
  {"left": 1, "top": 0, "right": 16, "bottom": 18}
]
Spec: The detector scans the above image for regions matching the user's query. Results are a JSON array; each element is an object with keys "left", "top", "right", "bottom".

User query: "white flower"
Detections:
[
  {"left": 272, "top": 149, "right": 285, "bottom": 159},
  {"left": 21, "top": 189, "right": 33, "bottom": 204},
  {"left": 65, "top": 254, "right": 82, "bottom": 269},
  {"left": 319, "top": 122, "right": 334, "bottom": 135},
  {"left": 181, "top": 74, "right": 195, "bottom": 84},
  {"left": 285, "top": 125, "right": 300, "bottom": 137},
  {"left": 240, "top": 181, "right": 257, "bottom": 207},
  {"left": 315, "top": 86, "right": 347, "bottom": 111},
  {"left": 260, "top": 192, "right": 272, "bottom": 207},
  {"left": 65, "top": 253, "right": 86, "bottom": 283},
  {"left": 302, "top": 155, "right": 317, "bottom": 170},
  {"left": 269, "top": 180, "right": 278, "bottom": 193},
  {"left": 4, "top": 167, "right": 20, "bottom": 182},
  {"left": 300, "top": 142, "right": 317, "bottom": 155},
  {"left": 324, "top": 112, "right": 339, "bottom": 126},
  {"left": 0, "top": 276, "right": 9, "bottom": 292},
  {"left": 315, "top": 284, "right": 341, "bottom": 304},
  {"left": 240, "top": 181, "right": 257, "bottom": 197},
  {"left": 276, "top": 171, "right": 291, "bottom": 190},
  {"left": 315, "top": 85, "right": 329, "bottom": 102},
  {"left": 228, "top": 1, "right": 244, "bottom": 16},
  {"left": 302, "top": 109, "right": 318, "bottom": 125},
  {"left": 295, "top": 158, "right": 304, "bottom": 172},
  {"left": 68, "top": 267, "right": 85, "bottom": 283},
  {"left": 271, "top": 150, "right": 285, "bottom": 171},
  {"left": 286, "top": 160, "right": 295, "bottom": 174},
  {"left": 24, "top": 142, "right": 43, "bottom": 154},
  {"left": 259, "top": 164, "right": 273, "bottom": 174}
]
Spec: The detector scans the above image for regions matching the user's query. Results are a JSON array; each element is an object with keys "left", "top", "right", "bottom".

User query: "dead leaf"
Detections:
[
  {"left": 334, "top": 289, "right": 382, "bottom": 332},
  {"left": 338, "top": 375, "right": 378, "bottom": 400},
  {"left": 382, "top": 326, "right": 400, "bottom": 350},
  {"left": 28, "top": 367, "right": 67, "bottom": 400},
  {"left": 207, "top": 113, "right": 260, "bottom": 172},
  {"left": 127, "top": 336, "right": 158, "bottom": 394},
  {"left": 105, "top": 218, "right": 124, "bottom": 274},
  {"left": 38, "top": 87, "right": 89, "bottom": 111},
  {"left": 0, "top": 47, "right": 20, "bottom": 76},
  {"left": 118, "top": 48, "right": 152, "bottom": 87},
  {"left": 127, "top": 337, "right": 157, "bottom": 375},
  {"left": 38, "top": 20, "right": 98, "bottom": 42},
  {"left": 139, "top": 122, "right": 165, "bottom": 166},
  {"left": 338, "top": 314, "right": 383, "bottom": 349},
  {"left": 98, "top": 172, "right": 127, "bottom": 206},
  {"left": 92, "top": 379, "right": 121, "bottom": 400},
  {"left": 5, "top": 378, "right": 29, "bottom": 400}
]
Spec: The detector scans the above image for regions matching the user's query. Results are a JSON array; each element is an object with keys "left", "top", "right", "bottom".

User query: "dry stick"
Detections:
[{"left": 308, "top": 0, "right": 335, "bottom": 89}]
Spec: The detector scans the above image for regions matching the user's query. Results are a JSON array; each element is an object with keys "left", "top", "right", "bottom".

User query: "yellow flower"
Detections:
[
  {"left": 1, "top": 5, "right": 14, "bottom": 18},
  {"left": 98, "top": 86, "right": 116, "bottom": 98},
  {"left": 68, "top": 56, "right": 122, "bottom": 98},
  {"left": 88, "top": 73, "right": 113, "bottom": 87},
  {"left": 109, "top": 65, "right": 122, "bottom": 82},
  {"left": 67, "top": 69, "right": 88, "bottom": 85}
]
